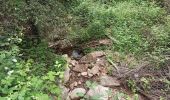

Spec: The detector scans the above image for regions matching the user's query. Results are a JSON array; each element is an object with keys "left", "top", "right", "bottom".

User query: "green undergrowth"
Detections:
[
  {"left": 0, "top": 1, "right": 68, "bottom": 99},
  {"left": 67, "top": 0, "right": 170, "bottom": 55},
  {"left": 0, "top": 0, "right": 170, "bottom": 99},
  {"left": 0, "top": 35, "right": 66, "bottom": 99}
]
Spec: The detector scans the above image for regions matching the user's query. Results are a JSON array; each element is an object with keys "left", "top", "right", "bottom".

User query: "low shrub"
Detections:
[{"left": 0, "top": 34, "right": 66, "bottom": 99}]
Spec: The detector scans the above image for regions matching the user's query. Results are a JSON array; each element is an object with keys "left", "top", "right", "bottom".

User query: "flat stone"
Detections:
[
  {"left": 88, "top": 73, "right": 93, "bottom": 77},
  {"left": 96, "top": 58, "right": 109, "bottom": 67},
  {"left": 78, "top": 73, "right": 81, "bottom": 77},
  {"left": 78, "top": 81, "right": 82, "bottom": 85},
  {"left": 70, "top": 82, "right": 78, "bottom": 89},
  {"left": 68, "top": 88, "right": 86, "bottom": 100},
  {"left": 61, "top": 86, "right": 70, "bottom": 100},
  {"left": 87, "top": 69, "right": 93, "bottom": 77},
  {"left": 100, "top": 75, "right": 120, "bottom": 87},
  {"left": 66, "top": 96, "right": 71, "bottom": 100},
  {"left": 86, "top": 85, "right": 109, "bottom": 100},
  {"left": 80, "top": 51, "right": 105, "bottom": 63},
  {"left": 63, "top": 67, "right": 70, "bottom": 83},
  {"left": 79, "top": 54, "right": 94, "bottom": 63},
  {"left": 90, "top": 51, "right": 105, "bottom": 57},
  {"left": 72, "top": 64, "right": 88, "bottom": 73},
  {"left": 81, "top": 72, "right": 88, "bottom": 76},
  {"left": 69, "top": 60, "right": 78, "bottom": 67},
  {"left": 88, "top": 65, "right": 100, "bottom": 75}
]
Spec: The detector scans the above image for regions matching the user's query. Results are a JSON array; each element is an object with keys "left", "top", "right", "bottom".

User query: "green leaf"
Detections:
[
  {"left": 85, "top": 81, "right": 91, "bottom": 88},
  {"left": 47, "top": 71, "right": 56, "bottom": 81},
  {"left": 77, "top": 92, "right": 85, "bottom": 97},
  {"left": 36, "top": 94, "right": 50, "bottom": 100}
]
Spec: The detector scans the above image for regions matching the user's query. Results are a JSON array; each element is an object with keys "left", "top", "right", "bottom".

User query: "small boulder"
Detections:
[
  {"left": 66, "top": 96, "right": 71, "bottom": 100},
  {"left": 80, "top": 51, "right": 105, "bottom": 63},
  {"left": 81, "top": 72, "right": 88, "bottom": 76},
  {"left": 69, "top": 60, "right": 78, "bottom": 67},
  {"left": 78, "top": 81, "right": 82, "bottom": 85},
  {"left": 70, "top": 82, "right": 78, "bottom": 89},
  {"left": 71, "top": 49, "right": 84, "bottom": 60},
  {"left": 96, "top": 58, "right": 109, "bottom": 67},
  {"left": 88, "top": 65, "right": 100, "bottom": 75},
  {"left": 90, "top": 51, "right": 105, "bottom": 58},
  {"left": 72, "top": 64, "right": 88, "bottom": 73},
  {"left": 68, "top": 88, "right": 86, "bottom": 100},
  {"left": 86, "top": 85, "right": 109, "bottom": 100},
  {"left": 64, "top": 67, "right": 70, "bottom": 83},
  {"left": 61, "top": 86, "right": 70, "bottom": 100},
  {"left": 100, "top": 75, "right": 120, "bottom": 87},
  {"left": 87, "top": 69, "right": 94, "bottom": 77}
]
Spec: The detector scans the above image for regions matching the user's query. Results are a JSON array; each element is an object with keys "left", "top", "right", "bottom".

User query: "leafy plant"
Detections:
[
  {"left": 140, "top": 77, "right": 151, "bottom": 91},
  {"left": 85, "top": 81, "right": 97, "bottom": 89},
  {"left": 127, "top": 79, "right": 137, "bottom": 93},
  {"left": 113, "top": 92, "right": 139, "bottom": 100},
  {"left": 0, "top": 33, "right": 66, "bottom": 99},
  {"left": 68, "top": 0, "right": 169, "bottom": 55}
]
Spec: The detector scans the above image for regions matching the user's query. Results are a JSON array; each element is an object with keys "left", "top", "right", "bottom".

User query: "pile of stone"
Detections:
[{"left": 61, "top": 51, "right": 125, "bottom": 100}]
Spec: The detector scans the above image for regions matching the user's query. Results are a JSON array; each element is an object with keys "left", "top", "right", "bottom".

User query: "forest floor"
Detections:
[{"left": 58, "top": 39, "right": 170, "bottom": 100}]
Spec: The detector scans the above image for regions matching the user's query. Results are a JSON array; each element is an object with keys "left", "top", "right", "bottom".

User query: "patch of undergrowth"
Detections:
[
  {"left": 0, "top": 0, "right": 68, "bottom": 41},
  {"left": 68, "top": 0, "right": 169, "bottom": 55},
  {"left": 0, "top": 34, "right": 66, "bottom": 99},
  {"left": 1, "top": 0, "right": 170, "bottom": 99},
  {"left": 0, "top": 1, "right": 69, "bottom": 99},
  {"left": 126, "top": 61, "right": 170, "bottom": 99},
  {"left": 127, "top": 77, "right": 152, "bottom": 93}
]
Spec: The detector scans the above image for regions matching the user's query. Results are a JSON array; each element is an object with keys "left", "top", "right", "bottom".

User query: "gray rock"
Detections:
[
  {"left": 72, "top": 49, "right": 84, "bottom": 60},
  {"left": 86, "top": 85, "right": 109, "bottom": 100},
  {"left": 100, "top": 75, "right": 120, "bottom": 87},
  {"left": 68, "top": 88, "right": 86, "bottom": 100},
  {"left": 64, "top": 67, "right": 70, "bottom": 83},
  {"left": 61, "top": 86, "right": 70, "bottom": 100}
]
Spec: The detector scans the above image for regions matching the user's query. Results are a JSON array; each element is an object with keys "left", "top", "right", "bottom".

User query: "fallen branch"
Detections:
[
  {"left": 107, "top": 58, "right": 120, "bottom": 76},
  {"left": 119, "top": 62, "right": 150, "bottom": 79}
]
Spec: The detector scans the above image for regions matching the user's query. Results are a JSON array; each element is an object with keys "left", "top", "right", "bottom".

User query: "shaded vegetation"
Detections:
[{"left": 0, "top": 0, "right": 170, "bottom": 99}]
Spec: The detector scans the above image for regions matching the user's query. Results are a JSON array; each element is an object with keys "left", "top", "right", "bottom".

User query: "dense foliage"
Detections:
[
  {"left": 0, "top": 0, "right": 67, "bottom": 99},
  {"left": 67, "top": 0, "right": 169, "bottom": 54},
  {"left": 0, "top": 0, "right": 169, "bottom": 99},
  {"left": 0, "top": 31, "right": 66, "bottom": 100}
]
